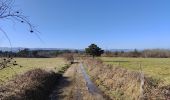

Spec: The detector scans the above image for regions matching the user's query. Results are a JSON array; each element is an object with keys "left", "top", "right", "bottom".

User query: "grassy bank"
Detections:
[
  {"left": 0, "top": 58, "right": 70, "bottom": 100},
  {"left": 84, "top": 58, "right": 170, "bottom": 99},
  {"left": 100, "top": 57, "right": 170, "bottom": 85},
  {"left": 0, "top": 58, "right": 66, "bottom": 84}
]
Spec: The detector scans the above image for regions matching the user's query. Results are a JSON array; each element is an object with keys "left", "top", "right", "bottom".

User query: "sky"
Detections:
[{"left": 0, "top": 0, "right": 170, "bottom": 49}]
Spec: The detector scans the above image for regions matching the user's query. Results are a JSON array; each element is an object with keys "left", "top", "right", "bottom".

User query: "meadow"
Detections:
[
  {"left": 0, "top": 58, "right": 66, "bottom": 84},
  {"left": 100, "top": 57, "right": 170, "bottom": 85}
]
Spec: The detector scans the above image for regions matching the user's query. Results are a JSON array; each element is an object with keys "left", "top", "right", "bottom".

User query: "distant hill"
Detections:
[{"left": 0, "top": 47, "right": 23, "bottom": 52}]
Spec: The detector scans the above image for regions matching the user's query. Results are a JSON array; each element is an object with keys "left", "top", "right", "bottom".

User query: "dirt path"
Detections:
[{"left": 49, "top": 63, "right": 104, "bottom": 100}]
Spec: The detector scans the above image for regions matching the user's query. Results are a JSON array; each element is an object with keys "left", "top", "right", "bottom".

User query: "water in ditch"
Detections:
[{"left": 80, "top": 63, "right": 103, "bottom": 96}]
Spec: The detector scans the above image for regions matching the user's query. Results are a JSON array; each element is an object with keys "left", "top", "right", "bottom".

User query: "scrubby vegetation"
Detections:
[
  {"left": 0, "top": 59, "right": 70, "bottom": 100},
  {"left": 0, "top": 58, "right": 65, "bottom": 84},
  {"left": 83, "top": 58, "right": 170, "bottom": 99},
  {"left": 0, "top": 57, "right": 18, "bottom": 70},
  {"left": 63, "top": 53, "right": 74, "bottom": 64},
  {"left": 103, "top": 49, "right": 170, "bottom": 58},
  {"left": 101, "top": 57, "right": 170, "bottom": 85},
  {"left": 0, "top": 69, "right": 60, "bottom": 100}
]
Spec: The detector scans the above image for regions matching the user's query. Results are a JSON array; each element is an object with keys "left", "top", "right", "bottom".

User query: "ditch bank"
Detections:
[
  {"left": 0, "top": 64, "right": 70, "bottom": 100},
  {"left": 80, "top": 63, "right": 102, "bottom": 95},
  {"left": 49, "top": 63, "right": 106, "bottom": 100},
  {"left": 83, "top": 58, "right": 170, "bottom": 100}
]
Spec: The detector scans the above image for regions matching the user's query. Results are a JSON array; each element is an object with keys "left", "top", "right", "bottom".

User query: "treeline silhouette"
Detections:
[
  {"left": 1, "top": 48, "right": 170, "bottom": 58},
  {"left": 103, "top": 49, "right": 170, "bottom": 58},
  {"left": 0, "top": 48, "right": 83, "bottom": 58}
]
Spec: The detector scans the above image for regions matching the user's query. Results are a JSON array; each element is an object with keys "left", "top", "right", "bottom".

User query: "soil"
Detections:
[{"left": 49, "top": 63, "right": 104, "bottom": 100}]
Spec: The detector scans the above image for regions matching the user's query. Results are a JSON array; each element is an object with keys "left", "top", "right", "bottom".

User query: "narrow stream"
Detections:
[
  {"left": 49, "top": 63, "right": 105, "bottom": 100},
  {"left": 80, "top": 63, "right": 102, "bottom": 95}
]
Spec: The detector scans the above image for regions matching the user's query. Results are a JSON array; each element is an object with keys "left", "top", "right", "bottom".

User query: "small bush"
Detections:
[
  {"left": 63, "top": 53, "right": 74, "bottom": 64},
  {"left": 0, "top": 69, "right": 61, "bottom": 100}
]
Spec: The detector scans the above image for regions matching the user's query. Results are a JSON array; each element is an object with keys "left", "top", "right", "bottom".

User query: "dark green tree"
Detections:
[{"left": 85, "top": 44, "right": 104, "bottom": 58}]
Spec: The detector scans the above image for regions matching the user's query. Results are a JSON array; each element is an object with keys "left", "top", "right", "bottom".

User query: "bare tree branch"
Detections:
[
  {"left": 0, "top": 0, "right": 38, "bottom": 70},
  {"left": 0, "top": 0, "right": 35, "bottom": 32}
]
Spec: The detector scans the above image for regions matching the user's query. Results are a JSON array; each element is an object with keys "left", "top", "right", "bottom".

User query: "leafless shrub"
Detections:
[
  {"left": 0, "top": 69, "right": 61, "bottom": 100},
  {"left": 63, "top": 53, "right": 74, "bottom": 64},
  {"left": 0, "top": 57, "right": 18, "bottom": 70}
]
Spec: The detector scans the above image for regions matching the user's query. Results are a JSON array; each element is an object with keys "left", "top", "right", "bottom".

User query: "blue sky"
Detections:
[{"left": 0, "top": 0, "right": 170, "bottom": 49}]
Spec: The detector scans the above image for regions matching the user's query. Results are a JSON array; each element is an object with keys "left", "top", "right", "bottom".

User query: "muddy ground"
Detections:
[{"left": 49, "top": 63, "right": 104, "bottom": 100}]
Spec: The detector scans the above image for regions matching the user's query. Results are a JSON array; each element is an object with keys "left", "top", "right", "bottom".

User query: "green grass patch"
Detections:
[
  {"left": 100, "top": 57, "right": 170, "bottom": 85},
  {"left": 0, "top": 58, "right": 66, "bottom": 84}
]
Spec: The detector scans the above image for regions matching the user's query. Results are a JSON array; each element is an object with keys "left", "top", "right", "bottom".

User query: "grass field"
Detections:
[
  {"left": 0, "top": 58, "right": 66, "bottom": 84},
  {"left": 100, "top": 57, "right": 170, "bottom": 85}
]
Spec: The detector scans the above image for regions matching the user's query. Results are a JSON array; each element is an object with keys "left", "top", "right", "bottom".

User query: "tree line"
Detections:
[
  {"left": 1, "top": 46, "right": 170, "bottom": 58},
  {"left": 0, "top": 48, "right": 83, "bottom": 58},
  {"left": 103, "top": 49, "right": 170, "bottom": 58}
]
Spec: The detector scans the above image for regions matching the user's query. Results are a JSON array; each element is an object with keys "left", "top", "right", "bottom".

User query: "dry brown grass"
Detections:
[
  {"left": 83, "top": 58, "right": 170, "bottom": 100},
  {"left": 0, "top": 63, "right": 71, "bottom": 100},
  {"left": 0, "top": 69, "right": 60, "bottom": 100},
  {"left": 101, "top": 57, "right": 170, "bottom": 85}
]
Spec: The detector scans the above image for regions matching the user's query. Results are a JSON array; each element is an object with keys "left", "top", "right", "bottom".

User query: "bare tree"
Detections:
[
  {"left": 0, "top": 0, "right": 36, "bottom": 70},
  {"left": 0, "top": 0, "right": 35, "bottom": 32}
]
